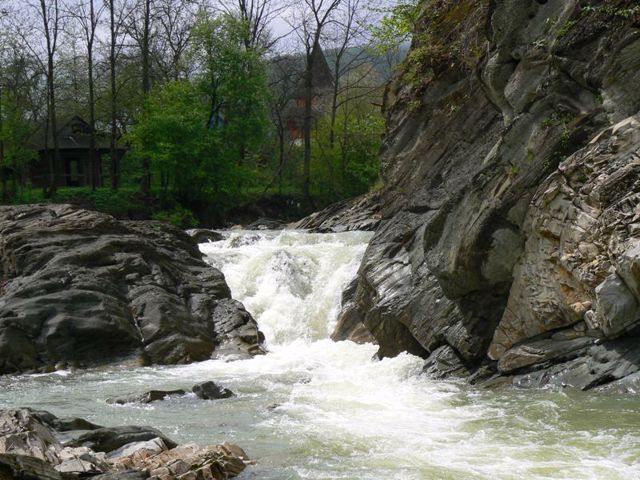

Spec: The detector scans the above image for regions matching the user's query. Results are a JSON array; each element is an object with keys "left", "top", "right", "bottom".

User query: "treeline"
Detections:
[{"left": 0, "top": 0, "right": 405, "bottom": 225}]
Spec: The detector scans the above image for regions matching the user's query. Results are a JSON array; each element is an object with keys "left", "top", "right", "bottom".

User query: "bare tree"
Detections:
[
  {"left": 104, "top": 0, "right": 130, "bottom": 190},
  {"left": 21, "top": 0, "right": 64, "bottom": 196},
  {"left": 153, "top": 0, "right": 198, "bottom": 81},
  {"left": 266, "top": 52, "right": 301, "bottom": 193},
  {"left": 325, "top": 0, "right": 378, "bottom": 148},
  {"left": 70, "top": 0, "right": 105, "bottom": 190},
  {"left": 125, "top": 0, "right": 154, "bottom": 193},
  {"left": 289, "top": 0, "right": 342, "bottom": 201}
]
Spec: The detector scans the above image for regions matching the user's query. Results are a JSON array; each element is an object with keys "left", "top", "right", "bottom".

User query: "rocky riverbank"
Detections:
[
  {"left": 309, "top": 0, "right": 640, "bottom": 391},
  {"left": 0, "top": 204, "right": 264, "bottom": 375},
  {"left": 0, "top": 408, "right": 248, "bottom": 479}
]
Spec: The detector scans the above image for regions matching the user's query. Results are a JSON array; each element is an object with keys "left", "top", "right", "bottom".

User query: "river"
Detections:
[{"left": 1, "top": 230, "right": 639, "bottom": 479}]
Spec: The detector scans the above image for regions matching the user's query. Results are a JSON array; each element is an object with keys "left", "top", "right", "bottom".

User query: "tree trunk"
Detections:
[
  {"left": 140, "top": 0, "right": 152, "bottom": 195},
  {"left": 109, "top": 0, "right": 119, "bottom": 190},
  {"left": 302, "top": 46, "right": 314, "bottom": 201},
  {"left": 0, "top": 78, "right": 6, "bottom": 201},
  {"left": 41, "top": 0, "right": 60, "bottom": 197},
  {"left": 88, "top": 0, "right": 97, "bottom": 191}
]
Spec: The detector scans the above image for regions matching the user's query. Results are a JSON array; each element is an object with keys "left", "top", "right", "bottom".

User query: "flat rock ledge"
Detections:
[
  {"left": 0, "top": 204, "right": 265, "bottom": 375},
  {"left": 0, "top": 408, "right": 249, "bottom": 480}
]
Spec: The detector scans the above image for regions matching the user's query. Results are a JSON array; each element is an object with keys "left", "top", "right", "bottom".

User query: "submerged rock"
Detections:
[
  {"left": 0, "top": 408, "right": 249, "bottom": 479},
  {"left": 0, "top": 204, "right": 264, "bottom": 375},
  {"left": 107, "top": 390, "right": 187, "bottom": 405},
  {"left": 192, "top": 381, "right": 235, "bottom": 400}
]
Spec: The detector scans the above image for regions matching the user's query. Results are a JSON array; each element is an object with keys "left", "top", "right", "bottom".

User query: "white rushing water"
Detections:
[{"left": 2, "top": 230, "right": 640, "bottom": 479}]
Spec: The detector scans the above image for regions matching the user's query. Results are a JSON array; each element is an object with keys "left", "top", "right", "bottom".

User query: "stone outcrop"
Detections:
[
  {"left": 334, "top": 0, "right": 640, "bottom": 389},
  {"left": 0, "top": 204, "right": 265, "bottom": 375},
  {"left": 294, "top": 191, "right": 382, "bottom": 232},
  {"left": 0, "top": 408, "right": 249, "bottom": 480}
]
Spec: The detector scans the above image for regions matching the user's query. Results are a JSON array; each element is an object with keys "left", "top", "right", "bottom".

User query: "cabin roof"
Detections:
[{"left": 28, "top": 115, "right": 125, "bottom": 151}]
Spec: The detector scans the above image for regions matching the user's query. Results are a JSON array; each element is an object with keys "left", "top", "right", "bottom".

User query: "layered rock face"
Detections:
[
  {"left": 337, "top": 0, "right": 640, "bottom": 388},
  {"left": 0, "top": 204, "right": 264, "bottom": 375}
]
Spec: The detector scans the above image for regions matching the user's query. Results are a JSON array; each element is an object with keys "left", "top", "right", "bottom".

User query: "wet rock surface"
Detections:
[
  {"left": 108, "top": 390, "right": 188, "bottom": 406},
  {"left": 0, "top": 204, "right": 264, "bottom": 375},
  {"left": 192, "top": 381, "right": 235, "bottom": 400},
  {"left": 330, "top": 1, "right": 640, "bottom": 389},
  {"left": 0, "top": 408, "right": 249, "bottom": 480},
  {"left": 294, "top": 191, "right": 381, "bottom": 232}
]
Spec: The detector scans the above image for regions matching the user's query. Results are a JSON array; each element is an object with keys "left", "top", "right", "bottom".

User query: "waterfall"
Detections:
[{"left": 200, "top": 230, "right": 372, "bottom": 346}]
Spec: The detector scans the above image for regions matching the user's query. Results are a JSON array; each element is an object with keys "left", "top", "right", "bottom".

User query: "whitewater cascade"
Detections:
[{"left": 1, "top": 230, "right": 639, "bottom": 479}]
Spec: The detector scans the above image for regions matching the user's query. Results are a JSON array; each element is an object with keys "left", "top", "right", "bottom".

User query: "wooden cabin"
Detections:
[{"left": 28, "top": 116, "right": 126, "bottom": 188}]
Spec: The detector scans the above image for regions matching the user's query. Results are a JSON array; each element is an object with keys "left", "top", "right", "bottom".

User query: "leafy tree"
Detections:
[
  {"left": 127, "top": 80, "right": 231, "bottom": 205},
  {"left": 190, "top": 12, "right": 269, "bottom": 181}
]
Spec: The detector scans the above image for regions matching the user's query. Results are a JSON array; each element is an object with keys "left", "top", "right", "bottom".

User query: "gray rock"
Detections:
[
  {"left": 595, "top": 274, "right": 640, "bottom": 338},
  {"left": 246, "top": 218, "right": 285, "bottom": 230},
  {"left": 421, "top": 345, "right": 470, "bottom": 379},
  {"left": 186, "top": 229, "right": 224, "bottom": 244},
  {"left": 0, "top": 408, "right": 247, "bottom": 479},
  {"left": 497, "top": 337, "right": 593, "bottom": 374},
  {"left": 329, "top": 1, "right": 640, "bottom": 389},
  {"left": 192, "top": 381, "right": 235, "bottom": 400},
  {"left": 295, "top": 191, "right": 381, "bottom": 232},
  {"left": 0, "top": 204, "right": 264, "bottom": 374},
  {"left": 66, "top": 426, "right": 177, "bottom": 454},
  {"left": 596, "top": 371, "right": 640, "bottom": 394},
  {"left": 107, "top": 390, "right": 187, "bottom": 405},
  {"left": 513, "top": 338, "right": 640, "bottom": 390},
  {"left": 0, "top": 453, "right": 68, "bottom": 480},
  {"left": 210, "top": 300, "right": 266, "bottom": 360},
  {"left": 91, "top": 472, "right": 148, "bottom": 480},
  {"left": 616, "top": 245, "right": 640, "bottom": 303},
  {"left": 106, "top": 437, "right": 167, "bottom": 460}
]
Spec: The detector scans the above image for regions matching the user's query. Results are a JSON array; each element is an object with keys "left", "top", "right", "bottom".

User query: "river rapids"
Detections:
[{"left": 1, "top": 230, "right": 639, "bottom": 479}]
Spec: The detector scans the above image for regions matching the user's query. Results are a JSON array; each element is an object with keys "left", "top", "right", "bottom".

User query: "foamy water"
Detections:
[{"left": 1, "top": 230, "right": 639, "bottom": 479}]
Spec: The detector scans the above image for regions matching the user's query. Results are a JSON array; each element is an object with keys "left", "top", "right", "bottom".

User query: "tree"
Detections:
[
  {"left": 325, "top": 0, "right": 379, "bottom": 148},
  {"left": 266, "top": 53, "right": 302, "bottom": 193},
  {"left": 289, "top": 0, "right": 342, "bottom": 201},
  {"left": 125, "top": 0, "right": 154, "bottom": 193},
  {"left": 71, "top": 0, "right": 104, "bottom": 190},
  {"left": 127, "top": 80, "right": 226, "bottom": 203},
  {"left": 153, "top": 0, "right": 197, "bottom": 82},
  {"left": 191, "top": 13, "right": 269, "bottom": 170},
  {"left": 104, "top": 0, "right": 130, "bottom": 190},
  {"left": 20, "top": 0, "right": 64, "bottom": 196}
]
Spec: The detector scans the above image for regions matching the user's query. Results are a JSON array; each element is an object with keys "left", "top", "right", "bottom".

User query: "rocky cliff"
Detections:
[
  {"left": 0, "top": 204, "right": 264, "bottom": 375},
  {"left": 335, "top": 0, "right": 640, "bottom": 389}
]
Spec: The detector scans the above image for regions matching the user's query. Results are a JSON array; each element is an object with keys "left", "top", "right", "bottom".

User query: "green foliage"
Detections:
[
  {"left": 310, "top": 101, "right": 383, "bottom": 204},
  {"left": 370, "top": 0, "right": 420, "bottom": 52},
  {"left": 127, "top": 80, "right": 232, "bottom": 204},
  {"left": 391, "top": 0, "right": 490, "bottom": 92},
  {"left": 557, "top": 20, "right": 577, "bottom": 39},
  {"left": 152, "top": 205, "right": 198, "bottom": 228},
  {"left": 190, "top": 13, "right": 270, "bottom": 159},
  {"left": 0, "top": 87, "right": 37, "bottom": 182}
]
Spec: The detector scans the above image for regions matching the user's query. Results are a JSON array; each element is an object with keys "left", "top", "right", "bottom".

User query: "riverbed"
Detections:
[{"left": 2, "top": 230, "right": 639, "bottom": 479}]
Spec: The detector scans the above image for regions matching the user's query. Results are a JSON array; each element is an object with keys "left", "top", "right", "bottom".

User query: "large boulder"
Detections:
[
  {"left": 0, "top": 204, "right": 265, "bottom": 374},
  {"left": 332, "top": 0, "right": 640, "bottom": 388}
]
